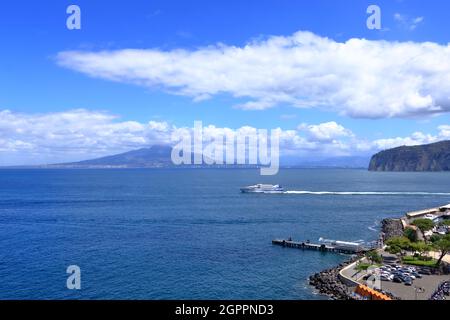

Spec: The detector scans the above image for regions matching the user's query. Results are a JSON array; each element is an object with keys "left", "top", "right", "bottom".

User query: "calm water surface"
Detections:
[{"left": 0, "top": 168, "right": 449, "bottom": 299}]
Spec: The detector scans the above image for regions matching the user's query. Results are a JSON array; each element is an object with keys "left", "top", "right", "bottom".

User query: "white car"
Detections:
[
  {"left": 382, "top": 265, "right": 395, "bottom": 272},
  {"left": 386, "top": 267, "right": 396, "bottom": 272},
  {"left": 380, "top": 274, "right": 393, "bottom": 281},
  {"left": 403, "top": 272, "right": 416, "bottom": 279}
]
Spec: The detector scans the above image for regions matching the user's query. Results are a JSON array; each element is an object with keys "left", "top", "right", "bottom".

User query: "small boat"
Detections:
[{"left": 240, "top": 184, "right": 284, "bottom": 193}]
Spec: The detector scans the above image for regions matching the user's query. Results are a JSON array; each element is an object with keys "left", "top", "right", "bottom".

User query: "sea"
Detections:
[{"left": 0, "top": 168, "right": 449, "bottom": 299}]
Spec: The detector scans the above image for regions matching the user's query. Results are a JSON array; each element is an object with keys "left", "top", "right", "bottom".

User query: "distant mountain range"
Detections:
[
  {"left": 9, "top": 140, "right": 448, "bottom": 170},
  {"left": 37, "top": 145, "right": 369, "bottom": 169},
  {"left": 284, "top": 156, "right": 370, "bottom": 168},
  {"left": 55, "top": 145, "right": 175, "bottom": 168},
  {"left": 369, "top": 140, "right": 450, "bottom": 171},
  {"left": 48, "top": 145, "right": 249, "bottom": 169}
]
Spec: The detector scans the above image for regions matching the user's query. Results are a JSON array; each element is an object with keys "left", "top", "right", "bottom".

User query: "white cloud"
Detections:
[
  {"left": 57, "top": 31, "right": 450, "bottom": 119},
  {"left": 371, "top": 132, "right": 437, "bottom": 150},
  {"left": 394, "top": 13, "right": 424, "bottom": 30},
  {"left": 438, "top": 125, "right": 450, "bottom": 138},
  {"left": 370, "top": 126, "right": 450, "bottom": 151},
  {"left": 148, "top": 120, "right": 170, "bottom": 131},
  {"left": 0, "top": 109, "right": 172, "bottom": 165},
  {"left": 0, "top": 109, "right": 448, "bottom": 165},
  {"left": 0, "top": 110, "right": 357, "bottom": 164},
  {"left": 298, "top": 121, "right": 354, "bottom": 142}
]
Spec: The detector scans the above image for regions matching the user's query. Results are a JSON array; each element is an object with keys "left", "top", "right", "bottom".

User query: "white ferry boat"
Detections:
[{"left": 240, "top": 184, "right": 284, "bottom": 193}]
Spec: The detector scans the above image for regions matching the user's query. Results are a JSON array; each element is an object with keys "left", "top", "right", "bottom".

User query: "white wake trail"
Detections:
[{"left": 284, "top": 191, "right": 450, "bottom": 196}]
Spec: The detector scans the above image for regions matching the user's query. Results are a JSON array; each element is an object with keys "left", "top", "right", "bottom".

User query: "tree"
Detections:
[
  {"left": 434, "top": 234, "right": 450, "bottom": 266},
  {"left": 430, "top": 234, "right": 443, "bottom": 243},
  {"left": 412, "top": 218, "right": 435, "bottom": 232},
  {"left": 410, "top": 241, "right": 431, "bottom": 260},
  {"left": 404, "top": 227, "right": 418, "bottom": 242},
  {"left": 386, "top": 245, "right": 402, "bottom": 255},
  {"left": 386, "top": 236, "right": 412, "bottom": 255},
  {"left": 365, "top": 250, "right": 382, "bottom": 264}
]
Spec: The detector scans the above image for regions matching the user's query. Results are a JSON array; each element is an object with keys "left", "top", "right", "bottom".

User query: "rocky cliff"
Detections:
[{"left": 369, "top": 140, "right": 450, "bottom": 171}]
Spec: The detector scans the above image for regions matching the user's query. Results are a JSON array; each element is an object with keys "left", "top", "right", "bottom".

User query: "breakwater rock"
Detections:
[
  {"left": 381, "top": 218, "right": 404, "bottom": 240},
  {"left": 309, "top": 258, "right": 358, "bottom": 300}
]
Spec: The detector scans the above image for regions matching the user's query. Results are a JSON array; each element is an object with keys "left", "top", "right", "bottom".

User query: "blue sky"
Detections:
[{"left": 0, "top": 0, "right": 449, "bottom": 164}]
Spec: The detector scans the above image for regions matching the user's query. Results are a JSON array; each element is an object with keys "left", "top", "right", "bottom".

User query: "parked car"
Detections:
[
  {"left": 419, "top": 269, "right": 432, "bottom": 275},
  {"left": 385, "top": 266, "right": 396, "bottom": 272},
  {"left": 404, "top": 273, "right": 416, "bottom": 279},
  {"left": 380, "top": 274, "right": 393, "bottom": 281},
  {"left": 401, "top": 275, "right": 413, "bottom": 282},
  {"left": 393, "top": 276, "right": 403, "bottom": 283},
  {"left": 404, "top": 278, "right": 413, "bottom": 286}
]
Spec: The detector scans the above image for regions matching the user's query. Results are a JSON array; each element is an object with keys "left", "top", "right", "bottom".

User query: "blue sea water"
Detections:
[{"left": 0, "top": 168, "right": 449, "bottom": 300}]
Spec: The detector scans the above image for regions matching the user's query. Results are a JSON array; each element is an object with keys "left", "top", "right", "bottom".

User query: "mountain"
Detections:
[
  {"left": 321, "top": 156, "right": 371, "bottom": 168},
  {"left": 282, "top": 156, "right": 370, "bottom": 168},
  {"left": 52, "top": 145, "right": 175, "bottom": 168},
  {"left": 49, "top": 145, "right": 234, "bottom": 168},
  {"left": 368, "top": 140, "right": 450, "bottom": 171},
  {"left": 47, "top": 145, "right": 370, "bottom": 169}
]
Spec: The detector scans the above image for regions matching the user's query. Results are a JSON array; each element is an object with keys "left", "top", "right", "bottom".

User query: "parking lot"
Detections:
[
  {"left": 381, "top": 274, "right": 449, "bottom": 300},
  {"left": 366, "top": 264, "right": 450, "bottom": 300}
]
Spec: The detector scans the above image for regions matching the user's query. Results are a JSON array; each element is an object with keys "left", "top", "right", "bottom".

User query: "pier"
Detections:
[{"left": 272, "top": 239, "right": 365, "bottom": 254}]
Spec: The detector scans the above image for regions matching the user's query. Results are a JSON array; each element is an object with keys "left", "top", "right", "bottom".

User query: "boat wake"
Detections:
[{"left": 284, "top": 191, "right": 450, "bottom": 196}]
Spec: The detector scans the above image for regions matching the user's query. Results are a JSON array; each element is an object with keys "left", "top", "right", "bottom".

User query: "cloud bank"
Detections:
[
  {"left": 0, "top": 109, "right": 448, "bottom": 166},
  {"left": 0, "top": 109, "right": 171, "bottom": 165},
  {"left": 57, "top": 31, "right": 450, "bottom": 119}
]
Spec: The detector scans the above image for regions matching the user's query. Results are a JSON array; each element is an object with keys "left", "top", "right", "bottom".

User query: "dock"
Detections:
[{"left": 272, "top": 239, "right": 364, "bottom": 254}]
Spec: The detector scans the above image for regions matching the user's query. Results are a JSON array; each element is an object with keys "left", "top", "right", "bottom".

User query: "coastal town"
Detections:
[{"left": 277, "top": 202, "right": 450, "bottom": 300}]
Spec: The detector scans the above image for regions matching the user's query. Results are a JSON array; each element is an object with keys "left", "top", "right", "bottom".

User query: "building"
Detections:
[
  {"left": 405, "top": 203, "right": 450, "bottom": 222},
  {"left": 406, "top": 207, "right": 440, "bottom": 220}
]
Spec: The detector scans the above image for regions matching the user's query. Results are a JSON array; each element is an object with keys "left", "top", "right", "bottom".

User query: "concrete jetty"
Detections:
[{"left": 272, "top": 239, "right": 365, "bottom": 254}]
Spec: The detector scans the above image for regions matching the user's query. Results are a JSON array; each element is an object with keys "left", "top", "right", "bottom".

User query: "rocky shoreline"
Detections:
[
  {"left": 308, "top": 257, "right": 360, "bottom": 300},
  {"left": 309, "top": 217, "right": 405, "bottom": 300},
  {"left": 381, "top": 218, "right": 404, "bottom": 241},
  {"left": 309, "top": 213, "right": 448, "bottom": 300}
]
